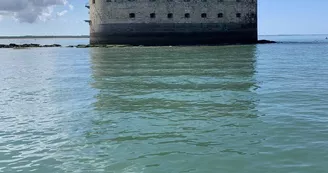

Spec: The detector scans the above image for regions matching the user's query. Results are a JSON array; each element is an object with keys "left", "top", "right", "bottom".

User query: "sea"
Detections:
[{"left": 0, "top": 35, "right": 328, "bottom": 173}]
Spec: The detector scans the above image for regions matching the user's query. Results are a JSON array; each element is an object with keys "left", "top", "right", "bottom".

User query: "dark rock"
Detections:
[
  {"left": 9, "top": 43, "right": 18, "bottom": 47},
  {"left": 42, "top": 44, "right": 61, "bottom": 47},
  {"left": 0, "top": 41, "right": 278, "bottom": 49},
  {"left": 0, "top": 43, "right": 64, "bottom": 48},
  {"left": 19, "top": 44, "right": 40, "bottom": 47},
  {"left": 1, "top": 44, "right": 10, "bottom": 48},
  {"left": 257, "top": 40, "right": 276, "bottom": 44},
  {"left": 76, "top": 44, "right": 90, "bottom": 48},
  {"left": 30, "top": 44, "right": 40, "bottom": 47}
]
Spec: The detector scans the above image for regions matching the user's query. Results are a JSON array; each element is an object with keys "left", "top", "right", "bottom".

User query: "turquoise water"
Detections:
[{"left": 0, "top": 36, "right": 328, "bottom": 172}]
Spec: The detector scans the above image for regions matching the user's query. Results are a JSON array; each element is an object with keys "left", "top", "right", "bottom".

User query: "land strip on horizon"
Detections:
[{"left": 0, "top": 35, "right": 90, "bottom": 39}]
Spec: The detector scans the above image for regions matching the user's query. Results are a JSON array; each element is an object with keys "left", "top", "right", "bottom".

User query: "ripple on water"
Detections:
[{"left": 1, "top": 43, "right": 328, "bottom": 172}]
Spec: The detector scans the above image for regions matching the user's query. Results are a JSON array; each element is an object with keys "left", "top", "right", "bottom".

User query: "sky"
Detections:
[{"left": 0, "top": 0, "right": 327, "bottom": 36}]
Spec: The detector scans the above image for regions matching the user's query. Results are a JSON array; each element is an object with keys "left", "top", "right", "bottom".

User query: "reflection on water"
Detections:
[
  {"left": 84, "top": 46, "right": 265, "bottom": 172},
  {"left": 2, "top": 40, "right": 327, "bottom": 172},
  {"left": 91, "top": 46, "right": 258, "bottom": 115}
]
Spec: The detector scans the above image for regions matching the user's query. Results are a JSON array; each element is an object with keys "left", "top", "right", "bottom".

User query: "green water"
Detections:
[{"left": 1, "top": 37, "right": 328, "bottom": 172}]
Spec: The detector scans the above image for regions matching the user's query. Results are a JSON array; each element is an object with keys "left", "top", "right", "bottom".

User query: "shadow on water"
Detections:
[
  {"left": 90, "top": 46, "right": 259, "bottom": 118},
  {"left": 76, "top": 46, "right": 268, "bottom": 172}
]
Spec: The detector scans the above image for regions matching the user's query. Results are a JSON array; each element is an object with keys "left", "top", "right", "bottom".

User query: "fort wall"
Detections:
[{"left": 89, "top": 0, "right": 257, "bottom": 45}]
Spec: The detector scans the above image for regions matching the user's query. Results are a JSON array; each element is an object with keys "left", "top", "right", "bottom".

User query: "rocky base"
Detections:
[
  {"left": 0, "top": 43, "right": 61, "bottom": 48},
  {"left": 257, "top": 40, "right": 277, "bottom": 44},
  {"left": 0, "top": 40, "right": 276, "bottom": 49}
]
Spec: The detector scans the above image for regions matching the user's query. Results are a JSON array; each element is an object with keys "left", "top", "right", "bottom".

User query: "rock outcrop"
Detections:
[
  {"left": 257, "top": 40, "right": 277, "bottom": 44},
  {"left": 0, "top": 43, "right": 62, "bottom": 48},
  {"left": 0, "top": 40, "right": 277, "bottom": 49}
]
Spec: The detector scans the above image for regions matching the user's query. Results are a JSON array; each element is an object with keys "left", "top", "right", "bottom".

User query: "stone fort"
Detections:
[{"left": 87, "top": 0, "right": 257, "bottom": 45}]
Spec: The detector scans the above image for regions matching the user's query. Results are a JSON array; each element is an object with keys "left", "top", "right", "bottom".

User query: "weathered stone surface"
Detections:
[
  {"left": 91, "top": 28, "right": 258, "bottom": 46},
  {"left": 88, "top": 0, "right": 258, "bottom": 45}
]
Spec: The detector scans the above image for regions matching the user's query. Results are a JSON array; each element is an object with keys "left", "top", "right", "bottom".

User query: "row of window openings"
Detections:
[
  {"left": 128, "top": 13, "right": 254, "bottom": 18},
  {"left": 101, "top": 0, "right": 254, "bottom": 2}
]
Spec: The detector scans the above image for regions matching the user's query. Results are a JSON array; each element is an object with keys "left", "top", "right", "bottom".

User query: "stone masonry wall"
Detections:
[
  {"left": 89, "top": 0, "right": 257, "bottom": 26},
  {"left": 88, "top": 0, "right": 257, "bottom": 45}
]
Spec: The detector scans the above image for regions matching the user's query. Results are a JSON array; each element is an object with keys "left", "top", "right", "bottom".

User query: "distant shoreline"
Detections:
[
  {"left": 260, "top": 34, "right": 328, "bottom": 36},
  {"left": 0, "top": 34, "right": 327, "bottom": 39},
  {"left": 0, "top": 36, "right": 89, "bottom": 39}
]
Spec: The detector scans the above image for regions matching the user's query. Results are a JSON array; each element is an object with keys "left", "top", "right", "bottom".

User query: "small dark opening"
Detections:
[
  {"left": 150, "top": 13, "right": 156, "bottom": 18},
  {"left": 92, "top": 0, "right": 95, "bottom": 4},
  {"left": 167, "top": 13, "right": 173, "bottom": 19},
  {"left": 236, "top": 13, "right": 241, "bottom": 18},
  {"left": 218, "top": 13, "right": 223, "bottom": 18},
  {"left": 129, "top": 13, "right": 135, "bottom": 18},
  {"left": 184, "top": 13, "right": 190, "bottom": 18},
  {"left": 201, "top": 13, "right": 207, "bottom": 18}
]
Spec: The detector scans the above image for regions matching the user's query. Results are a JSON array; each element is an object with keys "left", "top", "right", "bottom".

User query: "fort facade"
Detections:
[{"left": 87, "top": 0, "right": 257, "bottom": 45}]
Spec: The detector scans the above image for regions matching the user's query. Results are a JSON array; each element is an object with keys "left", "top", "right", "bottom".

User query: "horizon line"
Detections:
[
  {"left": 0, "top": 35, "right": 89, "bottom": 39},
  {"left": 0, "top": 34, "right": 327, "bottom": 38}
]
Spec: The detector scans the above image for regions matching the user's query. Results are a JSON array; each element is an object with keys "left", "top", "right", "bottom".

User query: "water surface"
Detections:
[{"left": 1, "top": 36, "right": 328, "bottom": 172}]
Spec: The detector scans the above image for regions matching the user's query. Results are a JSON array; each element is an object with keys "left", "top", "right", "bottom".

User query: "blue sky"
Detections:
[{"left": 0, "top": 0, "right": 327, "bottom": 36}]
